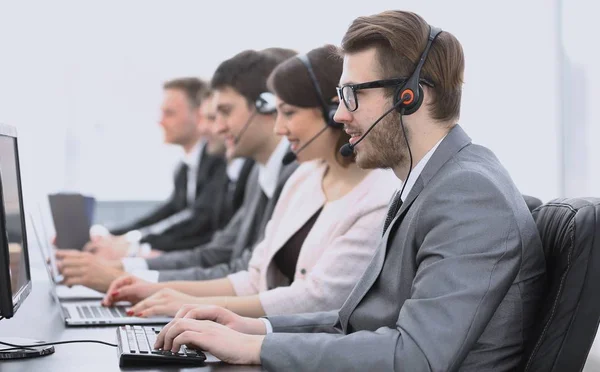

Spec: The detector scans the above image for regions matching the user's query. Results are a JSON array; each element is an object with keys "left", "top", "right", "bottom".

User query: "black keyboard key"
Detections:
[
  {"left": 135, "top": 334, "right": 150, "bottom": 354},
  {"left": 184, "top": 348, "right": 198, "bottom": 357}
]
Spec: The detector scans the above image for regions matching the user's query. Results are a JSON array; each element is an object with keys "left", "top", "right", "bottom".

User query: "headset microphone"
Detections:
[
  {"left": 233, "top": 92, "right": 277, "bottom": 144},
  {"left": 339, "top": 98, "right": 406, "bottom": 157},
  {"left": 282, "top": 125, "right": 329, "bottom": 165},
  {"left": 234, "top": 110, "right": 257, "bottom": 144}
]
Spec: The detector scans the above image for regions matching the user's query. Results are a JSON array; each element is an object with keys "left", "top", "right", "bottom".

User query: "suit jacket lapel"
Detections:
[
  {"left": 194, "top": 146, "right": 215, "bottom": 192},
  {"left": 232, "top": 167, "right": 262, "bottom": 257},
  {"left": 264, "top": 167, "right": 324, "bottom": 274},
  {"left": 338, "top": 124, "right": 472, "bottom": 331}
]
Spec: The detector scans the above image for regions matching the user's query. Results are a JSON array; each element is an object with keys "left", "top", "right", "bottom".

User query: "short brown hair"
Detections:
[
  {"left": 267, "top": 45, "right": 355, "bottom": 167},
  {"left": 341, "top": 10, "right": 464, "bottom": 122},
  {"left": 260, "top": 47, "right": 298, "bottom": 61},
  {"left": 197, "top": 87, "right": 213, "bottom": 103},
  {"left": 211, "top": 48, "right": 297, "bottom": 106},
  {"left": 163, "top": 77, "right": 209, "bottom": 109}
]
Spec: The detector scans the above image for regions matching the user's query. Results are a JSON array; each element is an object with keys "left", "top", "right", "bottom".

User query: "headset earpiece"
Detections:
[
  {"left": 326, "top": 106, "right": 343, "bottom": 129},
  {"left": 394, "top": 84, "right": 424, "bottom": 115},
  {"left": 255, "top": 92, "right": 277, "bottom": 115},
  {"left": 393, "top": 25, "right": 442, "bottom": 115}
]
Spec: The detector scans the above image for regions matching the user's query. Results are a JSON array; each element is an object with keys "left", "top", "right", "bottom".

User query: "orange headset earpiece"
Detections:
[{"left": 394, "top": 25, "right": 442, "bottom": 115}]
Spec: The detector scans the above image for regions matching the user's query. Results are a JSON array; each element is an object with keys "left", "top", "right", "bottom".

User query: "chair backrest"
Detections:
[
  {"left": 523, "top": 195, "right": 543, "bottom": 213},
  {"left": 519, "top": 198, "right": 600, "bottom": 372}
]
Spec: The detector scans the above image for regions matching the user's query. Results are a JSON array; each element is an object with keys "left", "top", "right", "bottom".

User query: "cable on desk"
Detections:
[{"left": 0, "top": 339, "right": 117, "bottom": 352}]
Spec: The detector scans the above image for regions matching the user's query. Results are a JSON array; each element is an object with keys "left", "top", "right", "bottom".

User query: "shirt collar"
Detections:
[
  {"left": 258, "top": 138, "right": 289, "bottom": 198},
  {"left": 183, "top": 139, "right": 206, "bottom": 171},
  {"left": 399, "top": 135, "right": 446, "bottom": 202},
  {"left": 226, "top": 158, "right": 247, "bottom": 182}
]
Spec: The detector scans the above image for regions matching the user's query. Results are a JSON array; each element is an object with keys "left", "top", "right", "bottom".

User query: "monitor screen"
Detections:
[{"left": 0, "top": 124, "right": 31, "bottom": 318}]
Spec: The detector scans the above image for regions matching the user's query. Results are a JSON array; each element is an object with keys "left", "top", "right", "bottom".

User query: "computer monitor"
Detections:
[{"left": 0, "top": 124, "right": 31, "bottom": 319}]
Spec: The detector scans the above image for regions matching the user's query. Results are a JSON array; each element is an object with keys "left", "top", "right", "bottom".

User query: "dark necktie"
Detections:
[
  {"left": 383, "top": 191, "right": 403, "bottom": 236},
  {"left": 177, "top": 163, "right": 189, "bottom": 208}
]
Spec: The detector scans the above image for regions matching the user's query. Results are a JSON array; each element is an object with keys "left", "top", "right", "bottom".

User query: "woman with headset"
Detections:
[{"left": 103, "top": 45, "right": 396, "bottom": 318}]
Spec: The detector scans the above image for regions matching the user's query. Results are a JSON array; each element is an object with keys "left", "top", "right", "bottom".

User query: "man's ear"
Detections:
[{"left": 422, "top": 85, "right": 434, "bottom": 106}]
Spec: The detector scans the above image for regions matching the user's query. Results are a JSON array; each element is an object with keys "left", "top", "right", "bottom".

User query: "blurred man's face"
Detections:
[
  {"left": 159, "top": 89, "right": 199, "bottom": 148},
  {"left": 200, "top": 95, "right": 225, "bottom": 155}
]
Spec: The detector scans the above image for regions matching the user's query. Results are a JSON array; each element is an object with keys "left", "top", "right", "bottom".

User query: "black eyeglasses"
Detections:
[{"left": 336, "top": 78, "right": 434, "bottom": 112}]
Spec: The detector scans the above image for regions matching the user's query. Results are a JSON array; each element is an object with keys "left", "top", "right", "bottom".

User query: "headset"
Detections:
[
  {"left": 340, "top": 24, "right": 443, "bottom": 229},
  {"left": 340, "top": 24, "right": 443, "bottom": 157},
  {"left": 297, "top": 54, "right": 343, "bottom": 129},
  {"left": 393, "top": 25, "right": 443, "bottom": 115},
  {"left": 281, "top": 54, "right": 343, "bottom": 165},
  {"left": 234, "top": 92, "right": 277, "bottom": 144},
  {"left": 255, "top": 92, "right": 277, "bottom": 115}
]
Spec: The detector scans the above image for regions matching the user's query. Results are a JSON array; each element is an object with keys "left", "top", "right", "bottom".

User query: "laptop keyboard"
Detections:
[
  {"left": 75, "top": 304, "right": 128, "bottom": 319},
  {"left": 117, "top": 326, "right": 206, "bottom": 367}
]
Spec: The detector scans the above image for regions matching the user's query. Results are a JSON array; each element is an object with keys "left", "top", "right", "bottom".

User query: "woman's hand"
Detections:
[
  {"left": 102, "top": 274, "right": 162, "bottom": 306},
  {"left": 127, "top": 288, "right": 200, "bottom": 317}
]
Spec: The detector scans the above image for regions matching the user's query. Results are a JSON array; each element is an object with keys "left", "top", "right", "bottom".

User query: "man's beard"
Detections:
[{"left": 355, "top": 111, "right": 409, "bottom": 170}]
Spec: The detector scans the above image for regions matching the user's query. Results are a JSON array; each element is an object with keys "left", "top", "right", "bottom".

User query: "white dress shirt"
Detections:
[
  {"left": 258, "top": 138, "right": 289, "bottom": 198},
  {"left": 183, "top": 139, "right": 206, "bottom": 207},
  {"left": 226, "top": 158, "right": 247, "bottom": 183},
  {"left": 398, "top": 135, "right": 446, "bottom": 201},
  {"left": 122, "top": 138, "right": 290, "bottom": 281}
]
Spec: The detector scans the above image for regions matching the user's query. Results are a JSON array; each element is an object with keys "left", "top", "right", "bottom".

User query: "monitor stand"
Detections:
[{"left": 0, "top": 337, "right": 55, "bottom": 360}]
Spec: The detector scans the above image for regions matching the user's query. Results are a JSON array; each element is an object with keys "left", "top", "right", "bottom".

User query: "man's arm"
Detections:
[
  {"left": 260, "top": 171, "right": 523, "bottom": 371},
  {"left": 110, "top": 198, "right": 178, "bottom": 236},
  {"left": 156, "top": 247, "right": 253, "bottom": 282},
  {"left": 266, "top": 311, "right": 341, "bottom": 334},
  {"left": 145, "top": 208, "right": 245, "bottom": 272}
]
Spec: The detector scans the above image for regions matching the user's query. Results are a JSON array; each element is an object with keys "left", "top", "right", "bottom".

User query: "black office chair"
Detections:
[
  {"left": 523, "top": 195, "right": 543, "bottom": 213},
  {"left": 519, "top": 198, "right": 600, "bottom": 372}
]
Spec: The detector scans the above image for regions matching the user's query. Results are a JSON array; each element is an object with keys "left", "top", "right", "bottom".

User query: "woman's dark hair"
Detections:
[{"left": 267, "top": 45, "right": 355, "bottom": 166}]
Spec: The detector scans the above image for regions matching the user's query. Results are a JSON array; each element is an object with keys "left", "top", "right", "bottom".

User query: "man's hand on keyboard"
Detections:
[
  {"left": 171, "top": 304, "right": 267, "bottom": 335},
  {"left": 55, "top": 250, "right": 124, "bottom": 292},
  {"left": 154, "top": 318, "right": 264, "bottom": 365}
]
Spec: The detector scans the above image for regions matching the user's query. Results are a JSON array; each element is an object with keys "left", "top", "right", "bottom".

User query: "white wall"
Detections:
[
  {"left": 562, "top": 2, "right": 600, "bottom": 369},
  {"left": 561, "top": 0, "right": 600, "bottom": 198},
  {"left": 0, "top": 0, "right": 560, "bottom": 203}
]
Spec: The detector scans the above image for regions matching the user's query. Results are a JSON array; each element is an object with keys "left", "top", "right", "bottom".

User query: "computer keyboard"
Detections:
[
  {"left": 116, "top": 325, "right": 207, "bottom": 367},
  {"left": 77, "top": 304, "right": 128, "bottom": 319}
]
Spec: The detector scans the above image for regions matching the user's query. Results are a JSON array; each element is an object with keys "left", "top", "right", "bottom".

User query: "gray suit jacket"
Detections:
[
  {"left": 261, "top": 125, "right": 547, "bottom": 372},
  {"left": 145, "top": 161, "right": 298, "bottom": 281}
]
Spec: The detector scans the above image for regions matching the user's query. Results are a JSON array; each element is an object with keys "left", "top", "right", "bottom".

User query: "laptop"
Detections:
[
  {"left": 30, "top": 214, "right": 173, "bottom": 327},
  {"left": 48, "top": 193, "right": 95, "bottom": 250},
  {"left": 29, "top": 213, "right": 104, "bottom": 300}
]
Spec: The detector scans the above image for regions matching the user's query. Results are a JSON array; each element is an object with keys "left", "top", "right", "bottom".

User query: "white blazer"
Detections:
[{"left": 227, "top": 160, "right": 397, "bottom": 315}]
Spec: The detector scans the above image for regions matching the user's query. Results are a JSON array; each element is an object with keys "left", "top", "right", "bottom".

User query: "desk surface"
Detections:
[{"left": 0, "top": 247, "right": 261, "bottom": 372}]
